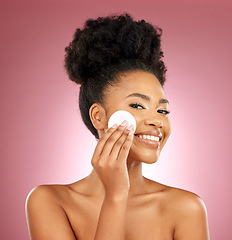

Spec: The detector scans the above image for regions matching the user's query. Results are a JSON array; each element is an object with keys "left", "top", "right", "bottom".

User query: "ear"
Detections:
[{"left": 89, "top": 103, "right": 107, "bottom": 130}]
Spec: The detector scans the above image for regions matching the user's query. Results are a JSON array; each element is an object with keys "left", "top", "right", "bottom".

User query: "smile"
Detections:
[
  {"left": 134, "top": 134, "right": 161, "bottom": 149},
  {"left": 136, "top": 134, "right": 160, "bottom": 141}
]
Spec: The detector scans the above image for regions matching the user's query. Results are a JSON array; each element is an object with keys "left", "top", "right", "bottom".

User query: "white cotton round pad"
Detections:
[{"left": 108, "top": 110, "right": 136, "bottom": 133}]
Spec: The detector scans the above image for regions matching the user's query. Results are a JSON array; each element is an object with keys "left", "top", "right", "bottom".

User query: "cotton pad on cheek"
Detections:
[{"left": 108, "top": 110, "right": 136, "bottom": 133}]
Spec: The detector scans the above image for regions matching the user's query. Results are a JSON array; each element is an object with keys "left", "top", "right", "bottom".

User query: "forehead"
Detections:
[{"left": 106, "top": 70, "right": 166, "bottom": 99}]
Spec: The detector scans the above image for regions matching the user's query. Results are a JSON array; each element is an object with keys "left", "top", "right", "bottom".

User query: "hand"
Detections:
[{"left": 91, "top": 121, "right": 134, "bottom": 198}]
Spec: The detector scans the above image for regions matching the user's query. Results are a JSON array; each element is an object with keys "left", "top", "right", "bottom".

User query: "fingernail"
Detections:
[
  {"left": 120, "top": 120, "right": 128, "bottom": 126},
  {"left": 129, "top": 129, "right": 134, "bottom": 135},
  {"left": 111, "top": 124, "right": 118, "bottom": 128},
  {"left": 127, "top": 125, "right": 134, "bottom": 131}
]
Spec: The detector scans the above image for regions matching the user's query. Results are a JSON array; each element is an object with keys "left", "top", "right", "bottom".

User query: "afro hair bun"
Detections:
[{"left": 64, "top": 13, "right": 166, "bottom": 85}]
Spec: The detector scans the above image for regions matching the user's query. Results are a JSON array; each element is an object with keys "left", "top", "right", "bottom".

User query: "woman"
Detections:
[{"left": 25, "top": 13, "right": 210, "bottom": 239}]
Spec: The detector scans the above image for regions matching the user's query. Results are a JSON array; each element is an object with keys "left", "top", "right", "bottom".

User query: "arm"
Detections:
[
  {"left": 25, "top": 185, "right": 76, "bottom": 240},
  {"left": 94, "top": 194, "right": 128, "bottom": 240},
  {"left": 91, "top": 122, "right": 134, "bottom": 240},
  {"left": 173, "top": 194, "right": 210, "bottom": 240}
]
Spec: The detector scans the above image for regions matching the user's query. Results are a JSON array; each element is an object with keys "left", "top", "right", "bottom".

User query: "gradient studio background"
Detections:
[{"left": 1, "top": 0, "right": 231, "bottom": 239}]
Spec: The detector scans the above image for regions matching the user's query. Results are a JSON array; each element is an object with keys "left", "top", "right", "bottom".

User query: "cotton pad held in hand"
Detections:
[{"left": 108, "top": 110, "right": 136, "bottom": 133}]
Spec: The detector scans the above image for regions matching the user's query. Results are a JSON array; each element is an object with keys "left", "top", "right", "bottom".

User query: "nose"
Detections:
[{"left": 144, "top": 113, "right": 163, "bottom": 128}]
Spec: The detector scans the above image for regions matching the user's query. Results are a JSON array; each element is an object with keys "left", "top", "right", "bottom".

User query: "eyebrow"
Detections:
[{"left": 126, "top": 93, "right": 169, "bottom": 105}]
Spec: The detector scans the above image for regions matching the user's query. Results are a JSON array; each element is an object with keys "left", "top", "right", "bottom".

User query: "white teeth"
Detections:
[
  {"left": 137, "top": 135, "right": 160, "bottom": 141},
  {"left": 153, "top": 136, "right": 160, "bottom": 141}
]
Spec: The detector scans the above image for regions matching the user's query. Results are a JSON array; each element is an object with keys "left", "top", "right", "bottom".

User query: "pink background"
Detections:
[{"left": 1, "top": 0, "right": 231, "bottom": 239}]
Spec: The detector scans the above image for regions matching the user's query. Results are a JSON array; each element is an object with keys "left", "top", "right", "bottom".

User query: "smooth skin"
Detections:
[{"left": 25, "top": 70, "right": 210, "bottom": 240}]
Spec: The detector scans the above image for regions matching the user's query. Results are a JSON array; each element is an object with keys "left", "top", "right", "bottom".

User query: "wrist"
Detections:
[{"left": 104, "top": 192, "right": 129, "bottom": 203}]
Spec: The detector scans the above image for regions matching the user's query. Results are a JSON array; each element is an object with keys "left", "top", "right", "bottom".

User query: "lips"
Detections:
[
  {"left": 134, "top": 130, "right": 163, "bottom": 149},
  {"left": 134, "top": 130, "right": 162, "bottom": 140}
]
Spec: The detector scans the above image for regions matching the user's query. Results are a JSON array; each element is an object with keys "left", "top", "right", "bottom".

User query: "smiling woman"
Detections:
[{"left": 25, "top": 13, "right": 210, "bottom": 240}]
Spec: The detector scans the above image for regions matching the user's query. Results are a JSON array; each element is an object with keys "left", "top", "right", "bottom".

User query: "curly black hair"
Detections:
[{"left": 64, "top": 13, "right": 167, "bottom": 140}]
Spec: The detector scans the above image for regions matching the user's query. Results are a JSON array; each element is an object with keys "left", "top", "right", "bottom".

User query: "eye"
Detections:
[
  {"left": 157, "top": 109, "right": 170, "bottom": 115},
  {"left": 129, "top": 103, "right": 145, "bottom": 109}
]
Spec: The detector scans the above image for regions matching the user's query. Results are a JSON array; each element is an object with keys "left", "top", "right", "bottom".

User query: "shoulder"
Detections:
[
  {"left": 25, "top": 184, "right": 69, "bottom": 223},
  {"left": 25, "top": 184, "right": 77, "bottom": 239},
  {"left": 165, "top": 186, "right": 207, "bottom": 216},
  {"left": 26, "top": 184, "right": 69, "bottom": 206},
  {"left": 162, "top": 186, "right": 209, "bottom": 239},
  {"left": 154, "top": 184, "right": 208, "bottom": 218},
  {"left": 145, "top": 178, "right": 205, "bottom": 208},
  {"left": 145, "top": 179, "right": 207, "bottom": 216},
  {"left": 147, "top": 180, "right": 209, "bottom": 237}
]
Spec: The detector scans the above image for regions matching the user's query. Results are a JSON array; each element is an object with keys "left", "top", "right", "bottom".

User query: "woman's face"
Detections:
[{"left": 102, "top": 70, "right": 172, "bottom": 164}]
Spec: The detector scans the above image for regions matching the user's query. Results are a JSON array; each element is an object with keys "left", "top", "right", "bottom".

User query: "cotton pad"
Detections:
[{"left": 108, "top": 110, "right": 136, "bottom": 133}]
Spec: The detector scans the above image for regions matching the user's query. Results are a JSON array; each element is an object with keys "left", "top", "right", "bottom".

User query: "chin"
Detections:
[
  {"left": 143, "top": 157, "right": 159, "bottom": 164},
  {"left": 128, "top": 146, "right": 161, "bottom": 164}
]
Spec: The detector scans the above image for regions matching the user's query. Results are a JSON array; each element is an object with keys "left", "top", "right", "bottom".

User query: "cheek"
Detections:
[{"left": 133, "top": 114, "right": 144, "bottom": 127}]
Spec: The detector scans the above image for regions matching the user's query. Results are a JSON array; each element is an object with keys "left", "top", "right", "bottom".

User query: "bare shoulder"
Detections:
[
  {"left": 144, "top": 178, "right": 209, "bottom": 239},
  {"left": 26, "top": 184, "right": 70, "bottom": 205},
  {"left": 149, "top": 181, "right": 207, "bottom": 217},
  {"left": 145, "top": 178, "right": 206, "bottom": 210},
  {"left": 165, "top": 186, "right": 207, "bottom": 211},
  {"left": 25, "top": 184, "right": 77, "bottom": 240},
  {"left": 160, "top": 184, "right": 210, "bottom": 239}
]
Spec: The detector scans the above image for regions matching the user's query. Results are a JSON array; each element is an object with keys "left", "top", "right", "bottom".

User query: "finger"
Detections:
[
  {"left": 91, "top": 121, "right": 128, "bottom": 165},
  {"left": 108, "top": 128, "right": 130, "bottom": 160},
  {"left": 91, "top": 124, "right": 118, "bottom": 161},
  {"left": 100, "top": 122, "right": 129, "bottom": 158},
  {"left": 116, "top": 128, "right": 134, "bottom": 163}
]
